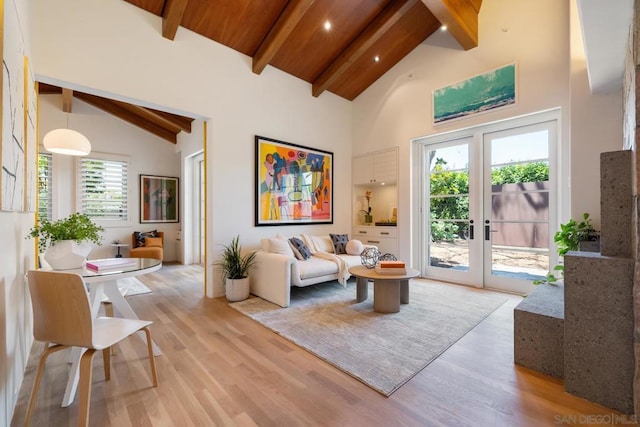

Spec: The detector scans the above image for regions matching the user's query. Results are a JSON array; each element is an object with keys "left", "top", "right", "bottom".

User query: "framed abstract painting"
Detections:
[
  {"left": 140, "top": 174, "right": 179, "bottom": 223},
  {"left": 255, "top": 135, "right": 333, "bottom": 226}
]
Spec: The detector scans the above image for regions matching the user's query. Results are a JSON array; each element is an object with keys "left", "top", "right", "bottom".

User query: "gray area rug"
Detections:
[{"left": 230, "top": 279, "right": 508, "bottom": 396}]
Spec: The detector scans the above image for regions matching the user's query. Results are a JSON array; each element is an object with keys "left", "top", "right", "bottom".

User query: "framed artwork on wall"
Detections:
[
  {"left": 433, "top": 62, "right": 517, "bottom": 125},
  {"left": 140, "top": 174, "right": 179, "bottom": 223},
  {"left": 255, "top": 135, "right": 333, "bottom": 226}
]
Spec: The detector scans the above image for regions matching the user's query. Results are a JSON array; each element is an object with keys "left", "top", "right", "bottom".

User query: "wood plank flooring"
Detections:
[{"left": 10, "top": 263, "right": 636, "bottom": 426}]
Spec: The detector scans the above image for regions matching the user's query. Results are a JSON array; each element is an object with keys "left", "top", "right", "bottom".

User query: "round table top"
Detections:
[
  {"left": 64, "top": 258, "right": 161, "bottom": 282},
  {"left": 349, "top": 265, "right": 420, "bottom": 280},
  {"left": 110, "top": 243, "right": 129, "bottom": 247}
]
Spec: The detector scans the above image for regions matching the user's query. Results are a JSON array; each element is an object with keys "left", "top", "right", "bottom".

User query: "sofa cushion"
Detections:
[
  {"left": 145, "top": 237, "right": 163, "bottom": 248},
  {"left": 346, "top": 239, "right": 364, "bottom": 255},
  {"left": 298, "top": 255, "right": 339, "bottom": 279},
  {"left": 289, "top": 237, "right": 311, "bottom": 260},
  {"left": 330, "top": 233, "right": 349, "bottom": 254},
  {"left": 307, "top": 235, "right": 334, "bottom": 253},
  {"left": 268, "top": 237, "right": 295, "bottom": 257},
  {"left": 134, "top": 230, "right": 158, "bottom": 248}
]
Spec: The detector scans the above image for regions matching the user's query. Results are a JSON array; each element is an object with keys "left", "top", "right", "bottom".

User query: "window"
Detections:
[
  {"left": 37, "top": 153, "right": 53, "bottom": 222},
  {"left": 78, "top": 155, "right": 129, "bottom": 222}
]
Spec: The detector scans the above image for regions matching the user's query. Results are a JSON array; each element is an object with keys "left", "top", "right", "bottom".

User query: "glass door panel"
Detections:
[{"left": 483, "top": 123, "right": 555, "bottom": 293}]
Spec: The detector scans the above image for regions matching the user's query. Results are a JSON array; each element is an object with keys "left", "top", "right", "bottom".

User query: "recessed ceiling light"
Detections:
[
  {"left": 440, "top": 25, "right": 447, "bottom": 31},
  {"left": 373, "top": 55, "right": 380, "bottom": 62},
  {"left": 324, "top": 20, "right": 331, "bottom": 31}
]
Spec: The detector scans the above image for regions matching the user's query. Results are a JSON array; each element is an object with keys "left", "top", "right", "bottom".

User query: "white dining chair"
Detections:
[{"left": 24, "top": 270, "right": 158, "bottom": 427}]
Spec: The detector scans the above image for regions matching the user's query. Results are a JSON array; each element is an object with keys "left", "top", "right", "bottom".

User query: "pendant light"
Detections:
[{"left": 43, "top": 114, "right": 91, "bottom": 156}]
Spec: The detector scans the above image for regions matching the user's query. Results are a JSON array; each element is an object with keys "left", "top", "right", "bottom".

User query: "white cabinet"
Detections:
[
  {"left": 352, "top": 226, "right": 398, "bottom": 255},
  {"left": 353, "top": 148, "right": 398, "bottom": 185}
]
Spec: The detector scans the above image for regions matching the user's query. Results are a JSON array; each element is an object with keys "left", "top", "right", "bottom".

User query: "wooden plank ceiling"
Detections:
[
  {"left": 125, "top": 0, "right": 483, "bottom": 101},
  {"left": 40, "top": 1, "right": 481, "bottom": 143}
]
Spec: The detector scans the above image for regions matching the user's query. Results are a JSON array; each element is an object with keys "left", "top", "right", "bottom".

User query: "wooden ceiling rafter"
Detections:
[
  {"left": 74, "top": 92, "right": 179, "bottom": 143},
  {"left": 39, "top": 82, "right": 194, "bottom": 144},
  {"left": 312, "top": 0, "right": 419, "bottom": 98},
  {"left": 420, "top": 0, "right": 480, "bottom": 50},
  {"left": 252, "top": 0, "right": 316, "bottom": 75}
]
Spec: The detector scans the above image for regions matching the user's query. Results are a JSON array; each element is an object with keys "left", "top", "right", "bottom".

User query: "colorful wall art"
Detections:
[{"left": 255, "top": 135, "right": 333, "bottom": 226}]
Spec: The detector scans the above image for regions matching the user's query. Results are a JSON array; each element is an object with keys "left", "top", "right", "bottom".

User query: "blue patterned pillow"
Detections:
[
  {"left": 288, "top": 237, "right": 311, "bottom": 260},
  {"left": 330, "top": 233, "right": 349, "bottom": 255},
  {"left": 134, "top": 230, "right": 158, "bottom": 248}
]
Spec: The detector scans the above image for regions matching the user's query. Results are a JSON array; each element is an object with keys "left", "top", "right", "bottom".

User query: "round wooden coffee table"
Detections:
[{"left": 348, "top": 265, "right": 420, "bottom": 313}]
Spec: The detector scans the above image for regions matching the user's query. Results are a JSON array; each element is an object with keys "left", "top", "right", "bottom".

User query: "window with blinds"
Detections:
[
  {"left": 78, "top": 156, "right": 129, "bottom": 221},
  {"left": 37, "top": 153, "right": 53, "bottom": 222}
]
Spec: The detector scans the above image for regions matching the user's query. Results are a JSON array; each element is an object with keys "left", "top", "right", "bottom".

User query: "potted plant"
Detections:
[
  {"left": 215, "top": 235, "right": 257, "bottom": 302},
  {"left": 534, "top": 212, "right": 599, "bottom": 285},
  {"left": 27, "top": 212, "right": 104, "bottom": 270}
]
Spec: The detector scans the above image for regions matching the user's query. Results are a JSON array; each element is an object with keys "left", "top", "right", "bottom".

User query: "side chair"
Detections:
[{"left": 25, "top": 270, "right": 158, "bottom": 427}]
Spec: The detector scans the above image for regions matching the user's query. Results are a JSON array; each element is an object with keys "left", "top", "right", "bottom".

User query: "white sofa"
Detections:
[{"left": 250, "top": 233, "right": 373, "bottom": 307}]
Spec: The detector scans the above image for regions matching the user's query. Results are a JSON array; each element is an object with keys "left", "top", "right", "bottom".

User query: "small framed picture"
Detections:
[{"left": 140, "top": 174, "right": 179, "bottom": 223}]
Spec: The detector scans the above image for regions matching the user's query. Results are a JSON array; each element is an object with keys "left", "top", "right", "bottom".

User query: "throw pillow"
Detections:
[
  {"left": 145, "top": 237, "right": 163, "bottom": 248},
  {"left": 269, "top": 237, "right": 295, "bottom": 257},
  {"left": 134, "top": 230, "right": 158, "bottom": 248},
  {"left": 288, "top": 237, "right": 311, "bottom": 260},
  {"left": 312, "top": 235, "right": 334, "bottom": 253},
  {"left": 345, "top": 239, "right": 365, "bottom": 255},
  {"left": 330, "top": 233, "right": 349, "bottom": 255}
]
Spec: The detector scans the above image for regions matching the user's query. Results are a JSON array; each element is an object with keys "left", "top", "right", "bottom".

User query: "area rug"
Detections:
[{"left": 230, "top": 279, "right": 508, "bottom": 396}]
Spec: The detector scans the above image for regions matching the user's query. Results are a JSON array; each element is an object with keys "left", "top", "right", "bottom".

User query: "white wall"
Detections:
[
  {"left": 351, "top": 0, "right": 621, "bottom": 262},
  {"left": 39, "top": 94, "right": 183, "bottom": 260},
  {"left": 29, "top": 0, "right": 353, "bottom": 298},
  {"left": 2, "top": 1, "right": 36, "bottom": 423}
]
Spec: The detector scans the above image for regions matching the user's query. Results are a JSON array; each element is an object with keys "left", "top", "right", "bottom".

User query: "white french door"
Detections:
[{"left": 419, "top": 115, "right": 557, "bottom": 294}]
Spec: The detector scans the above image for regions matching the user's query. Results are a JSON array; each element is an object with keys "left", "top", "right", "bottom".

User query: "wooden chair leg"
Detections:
[
  {"left": 142, "top": 327, "right": 158, "bottom": 387},
  {"left": 102, "top": 348, "right": 111, "bottom": 380},
  {"left": 78, "top": 349, "right": 97, "bottom": 427},
  {"left": 102, "top": 302, "right": 118, "bottom": 355},
  {"left": 24, "top": 344, "right": 68, "bottom": 427}
]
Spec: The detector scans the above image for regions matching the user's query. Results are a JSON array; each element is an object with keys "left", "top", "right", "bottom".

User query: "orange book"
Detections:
[{"left": 379, "top": 261, "right": 405, "bottom": 268}]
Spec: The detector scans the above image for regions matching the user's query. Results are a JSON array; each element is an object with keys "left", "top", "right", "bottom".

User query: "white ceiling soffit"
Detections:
[{"left": 578, "top": 0, "right": 633, "bottom": 94}]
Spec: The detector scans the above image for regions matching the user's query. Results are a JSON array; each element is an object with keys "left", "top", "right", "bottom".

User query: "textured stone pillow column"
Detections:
[{"left": 564, "top": 150, "right": 635, "bottom": 414}]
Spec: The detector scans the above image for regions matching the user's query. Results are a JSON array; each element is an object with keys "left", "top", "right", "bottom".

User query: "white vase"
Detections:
[
  {"left": 44, "top": 240, "right": 93, "bottom": 270},
  {"left": 225, "top": 277, "right": 250, "bottom": 302}
]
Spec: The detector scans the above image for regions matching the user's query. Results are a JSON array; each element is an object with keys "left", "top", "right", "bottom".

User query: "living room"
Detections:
[{"left": 2, "top": 0, "right": 634, "bottom": 425}]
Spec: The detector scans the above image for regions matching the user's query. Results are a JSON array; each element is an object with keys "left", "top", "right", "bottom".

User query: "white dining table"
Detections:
[{"left": 44, "top": 258, "right": 162, "bottom": 407}]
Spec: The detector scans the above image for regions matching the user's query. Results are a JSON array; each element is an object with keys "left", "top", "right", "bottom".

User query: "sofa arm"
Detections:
[{"left": 250, "top": 250, "right": 296, "bottom": 308}]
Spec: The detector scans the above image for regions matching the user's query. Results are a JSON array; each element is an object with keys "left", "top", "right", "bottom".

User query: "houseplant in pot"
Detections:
[
  {"left": 215, "top": 235, "right": 257, "bottom": 302},
  {"left": 27, "top": 212, "right": 104, "bottom": 270}
]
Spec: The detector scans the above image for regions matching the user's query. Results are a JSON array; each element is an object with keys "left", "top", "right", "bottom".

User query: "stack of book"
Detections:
[
  {"left": 374, "top": 260, "right": 407, "bottom": 275},
  {"left": 86, "top": 258, "right": 137, "bottom": 272}
]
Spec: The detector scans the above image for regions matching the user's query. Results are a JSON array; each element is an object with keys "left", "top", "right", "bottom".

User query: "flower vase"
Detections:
[{"left": 364, "top": 214, "right": 373, "bottom": 224}]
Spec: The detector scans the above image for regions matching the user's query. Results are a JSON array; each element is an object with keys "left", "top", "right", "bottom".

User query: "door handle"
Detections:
[
  {"left": 485, "top": 221, "right": 498, "bottom": 240},
  {"left": 469, "top": 220, "right": 474, "bottom": 240}
]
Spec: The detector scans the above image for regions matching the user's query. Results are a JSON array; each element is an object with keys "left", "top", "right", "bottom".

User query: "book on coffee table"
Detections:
[
  {"left": 375, "top": 260, "right": 407, "bottom": 275},
  {"left": 86, "top": 258, "right": 137, "bottom": 271}
]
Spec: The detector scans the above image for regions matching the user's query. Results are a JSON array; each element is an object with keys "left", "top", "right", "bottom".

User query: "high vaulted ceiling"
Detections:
[{"left": 125, "top": 0, "right": 483, "bottom": 101}]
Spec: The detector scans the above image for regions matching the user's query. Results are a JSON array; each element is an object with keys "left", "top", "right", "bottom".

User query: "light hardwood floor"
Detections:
[{"left": 11, "top": 263, "right": 636, "bottom": 426}]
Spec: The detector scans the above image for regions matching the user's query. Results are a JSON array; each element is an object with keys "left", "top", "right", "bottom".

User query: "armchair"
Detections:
[{"left": 129, "top": 231, "right": 164, "bottom": 260}]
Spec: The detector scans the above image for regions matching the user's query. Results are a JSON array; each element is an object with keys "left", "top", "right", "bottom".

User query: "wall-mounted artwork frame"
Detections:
[
  {"left": 255, "top": 135, "right": 333, "bottom": 226},
  {"left": 433, "top": 62, "right": 517, "bottom": 125},
  {"left": 140, "top": 174, "right": 179, "bottom": 223}
]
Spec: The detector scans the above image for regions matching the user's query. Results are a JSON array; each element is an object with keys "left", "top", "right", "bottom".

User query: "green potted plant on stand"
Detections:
[
  {"left": 27, "top": 212, "right": 104, "bottom": 270},
  {"left": 215, "top": 235, "right": 257, "bottom": 302}
]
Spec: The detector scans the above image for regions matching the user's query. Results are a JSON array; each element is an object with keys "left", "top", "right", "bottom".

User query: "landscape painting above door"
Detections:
[
  {"left": 255, "top": 135, "right": 333, "bottom": 226},
  {"left": 433, "top": 63, "right": 517, "bottom": 125}
]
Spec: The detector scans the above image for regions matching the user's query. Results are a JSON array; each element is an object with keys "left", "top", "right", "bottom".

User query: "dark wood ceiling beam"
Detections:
[
  {"left": 312, "top": 0, "right": 418, "bottom": 98},
  {"left": 151, "top": 109, "right": 193, "bottom": 133},
  {"left": 74, "top": 92, "right": 177, "bottom": 144},
  {"left": 107, "top": 101, "right": 192, "bottom": 134},
  {"left": 62, "top": 88, "right": 73, "bottom": 113},
  {"left": 252, "top": 0, "right": 316, "bottom": 75},
  {"left": 162, "top": 0, "right": 188, "bottom": 40},
  {"left": 420, "top": 0, "right": 481, "bottom": 50}
]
